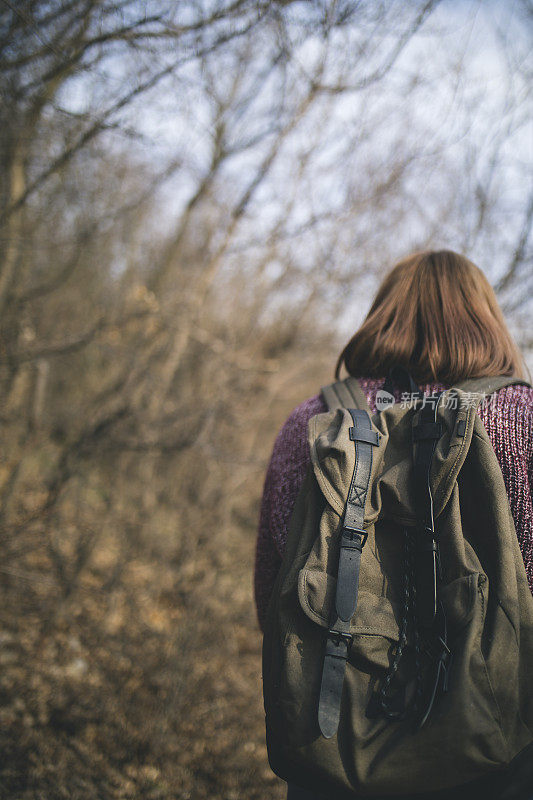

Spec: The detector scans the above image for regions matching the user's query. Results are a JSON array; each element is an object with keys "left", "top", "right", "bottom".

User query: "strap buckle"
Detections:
[
  {"left": 341, "top": 526, "right": 367, "bottom": 550},
  {"left": 327, "top": 629, "right": 353, "bottom": 646}
]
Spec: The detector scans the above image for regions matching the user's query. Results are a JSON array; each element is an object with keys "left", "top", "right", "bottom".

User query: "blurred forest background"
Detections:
[{"left": 0, "top": 1, "right": 531, "bottom": 798}]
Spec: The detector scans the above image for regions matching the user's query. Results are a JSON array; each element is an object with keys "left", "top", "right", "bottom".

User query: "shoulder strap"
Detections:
[
  {"left": 322, "top": 375, "right": 531, "bottom": 410},
  {"left": 321, "top": 376, "right": 372, "bottom": 415},
  {"left": 453, "top": 375, "right": 531, "bottom": 394},
  {"left": 318, "top": 407, "right": 379, "bottom": 739}
]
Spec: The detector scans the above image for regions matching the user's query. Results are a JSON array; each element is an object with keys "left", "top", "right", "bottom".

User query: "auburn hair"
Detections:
[{"left": 336, "top": 250, "right": 528, "bottom": 384}]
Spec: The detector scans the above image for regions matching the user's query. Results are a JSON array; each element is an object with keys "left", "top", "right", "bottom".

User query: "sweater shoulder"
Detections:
[
  {"left": 273, "top": 393, "right": 326, "bottom": 456},
  {"left": 477, "top": 383, "right": 533, "bottom": 458},
  {"left": 480, "top": 383, "right": 533, "bottom": 422}
]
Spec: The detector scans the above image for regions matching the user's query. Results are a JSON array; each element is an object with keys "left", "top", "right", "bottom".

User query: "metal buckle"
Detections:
[
  {"left": 342, "top": 526, "right": 368, "bottom": 548},
  {"left": 328, "top": 629, "right": 353, "bottom": 646}
]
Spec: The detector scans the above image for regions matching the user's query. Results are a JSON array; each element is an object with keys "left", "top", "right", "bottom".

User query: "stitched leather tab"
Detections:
[{"left": 349, "top": 427, "right": 380, "bottom": 445}]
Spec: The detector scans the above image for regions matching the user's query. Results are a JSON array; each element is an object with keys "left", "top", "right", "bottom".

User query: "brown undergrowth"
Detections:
[{"left": 0, "top": 513, "right": 286, "bottom": 800}]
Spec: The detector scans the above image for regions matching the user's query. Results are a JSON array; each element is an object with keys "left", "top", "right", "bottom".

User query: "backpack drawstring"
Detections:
[
  {"left": 379, "top": 527, "right": 424, "bottom": 721},
  {"left": 378, "top": 526, "right": 451, "bottom": 728}
]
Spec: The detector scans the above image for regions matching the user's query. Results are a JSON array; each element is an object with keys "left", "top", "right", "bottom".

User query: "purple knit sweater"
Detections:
[{"left": 254, "top": 377, "right": 533, "bottom": 631}]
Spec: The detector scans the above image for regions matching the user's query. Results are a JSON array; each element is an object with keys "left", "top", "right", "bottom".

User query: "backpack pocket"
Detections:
[{"left": 297, "top": 568, "right": 479, "bottom": 640}]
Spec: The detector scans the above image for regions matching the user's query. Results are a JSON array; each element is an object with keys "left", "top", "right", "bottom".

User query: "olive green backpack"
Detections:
[{"left": 262, "top": 370, "right": 533, "bottom": 799}]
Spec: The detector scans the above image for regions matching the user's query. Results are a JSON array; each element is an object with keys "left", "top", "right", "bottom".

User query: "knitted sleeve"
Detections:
[
  {"left": 477, "top": 384, "right": 533, "bottom": 587},
  {"left": 254, "top": 395, "right": 324, "bottom": 632}
]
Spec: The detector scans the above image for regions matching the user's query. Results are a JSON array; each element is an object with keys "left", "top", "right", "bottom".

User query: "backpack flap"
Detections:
[{"left": 308, "top": 388, "right": 478, "bottom": 529}]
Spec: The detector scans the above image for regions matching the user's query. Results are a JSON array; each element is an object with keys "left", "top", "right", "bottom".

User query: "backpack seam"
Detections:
[{"left": 441, "top": 394, "right": 475, "bottom": 493}]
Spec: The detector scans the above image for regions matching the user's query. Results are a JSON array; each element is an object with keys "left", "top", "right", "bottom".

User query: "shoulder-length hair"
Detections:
[{"left": 336, "top": 250, "right": 528, "bottom": 384}]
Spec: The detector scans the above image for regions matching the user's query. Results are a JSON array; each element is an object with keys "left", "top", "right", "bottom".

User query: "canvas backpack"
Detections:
[{"left": 262, "top": 368, "right": 533, "bottom": 799}]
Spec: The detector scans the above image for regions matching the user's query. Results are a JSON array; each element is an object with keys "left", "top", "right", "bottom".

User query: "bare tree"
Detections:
[{"left": 0, "top": 2, "right": 531, "bottom": 797}]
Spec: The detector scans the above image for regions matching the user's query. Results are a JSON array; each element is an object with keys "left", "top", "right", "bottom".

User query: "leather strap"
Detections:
[
  {"left": 317, "top": 625, "right": 352, "bottom": 740},
  {"left": 318, "top": 408, "right": 379, "bottom": 739}
]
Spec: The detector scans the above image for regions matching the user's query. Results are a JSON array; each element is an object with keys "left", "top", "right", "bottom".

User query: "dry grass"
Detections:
[
  {"left": 0, "top": 301, "right": 332, "bottom": 799},
  {"left": 0, "top": 514, "right": 286, "bottom": 799}
]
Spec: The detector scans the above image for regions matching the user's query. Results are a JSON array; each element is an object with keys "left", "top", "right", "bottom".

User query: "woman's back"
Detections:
[{"left": 256, "top": 250, "right": 533, "bottom": 798}]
